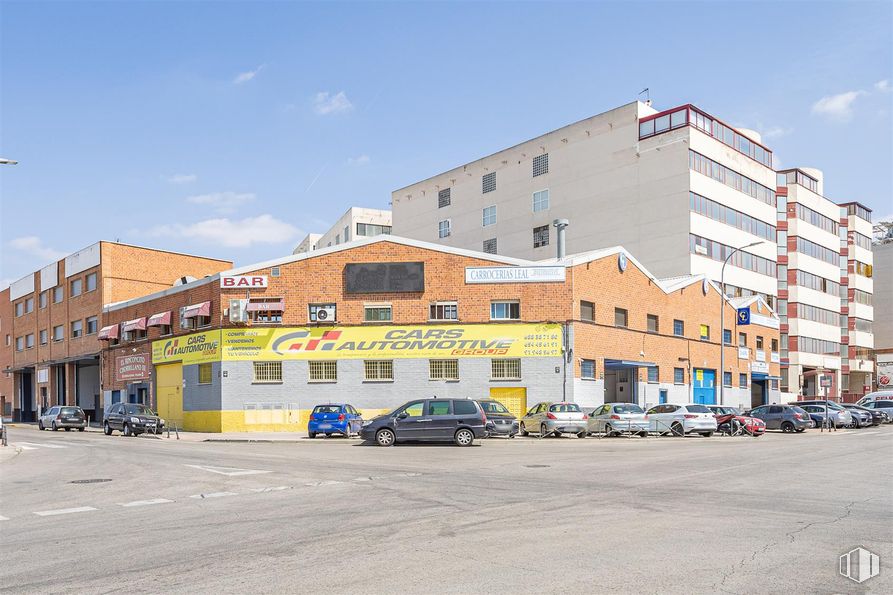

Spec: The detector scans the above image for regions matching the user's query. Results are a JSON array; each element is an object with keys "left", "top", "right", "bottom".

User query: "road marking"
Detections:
[
  {"left": 305, "top": 480, "right": 343, "bottom": 487},
  {"left": 189, "top": 491, "right": 238, "bottom": 499},
  {"left": 14, "top": 443, "right": 39, "bottom": 450},
  {"left": 0, "top": 515, "right": 9, "bottom": 521},
  {"left": 17, "top": 442, "right": 67, "bottom": 449},
  {"left": 118, "top": 498, "right": 174, "bottom": 507},
  {"left": 34, "top": 506, "right": 97, "bottom": 517},
  {"left": 248, "top": 486, "right": 291, "bottom": 493},
  {"left": 184, "top": 464, "right": 271, "bottom": 476}
]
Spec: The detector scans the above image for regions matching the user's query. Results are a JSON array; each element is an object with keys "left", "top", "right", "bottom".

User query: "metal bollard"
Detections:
[
  {"left": 175, "top": 424, "right": 180, "bottom": 440},
  {"left": 1, "top": 425, "right": 7, "bottom": 447}
]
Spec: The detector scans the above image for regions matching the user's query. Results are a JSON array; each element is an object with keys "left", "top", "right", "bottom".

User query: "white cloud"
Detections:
[
  {"left": 8, "top": 236, "right": 67, "bottom": 261},
  {"left": 811, "top": 90, "right": 866, "bottom": 121},
  {"left": 145, "top": 214, "right": 300, "bottom": 248},
  {"left": 233, "top": 64, "right": 265, "bottom": 85},
  {"left": 314, "top": 91, "right": 353, "bottom": 115},
  {"left": 165, "top": 173, "right": 197, "bottom": 184},
  {"left": 875, "top": 79, "right": 890, "bottom": 92},
  {"left": 347, "top": 154, "right": 370, "bottom": 166},
  {"left": 761, "top": 126, "right": 793, "bottom": 139},
  {"left": 186, "top": 191, "right": 255, "bottom": 214}
]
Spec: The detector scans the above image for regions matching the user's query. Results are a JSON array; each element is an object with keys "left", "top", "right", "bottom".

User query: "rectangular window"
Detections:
[
  {"left": 580, "top": 301, "right": 594, "bottom": 322},
  {"left": 344, "top": 225, "right": 350, "bottom": 243},
  {"left": 248, "top": 298, "right": 284, "bottom": 324},
  {"left": 532, "top": 153, "right": 549, "bottom": 177},
  {"left": 86, "top": 272, "right": 97, "bottom": 292},
  {"left": 40, "top": 329, "right": 47, "bottom": 345},
  {"left": 689, "top": 150, "right": 775, "bottom": 205},
  {"left": 533, "top": 224, "right": 549, "bottom": 248},
  {"left": 25, "top": 334, "right": 34, "bottom": 349},
  {"left": 438, "top": 187, "right": 451, "bottom": 208},
  {"left": 491, "top": 359, "right": 521, "bottom": 380},
  {"left": 429, "top": 359, "right": 459, "bottom": 380},
  {"left": 364, "top": 360, "right": 394, "bottom": 381},
  {"left": 647, "top": 314, "right": 659, "bottom": 333},
  {"left": 53, "top": 325, "right": 64, "bottom": 342},
  {"left": 723, "top": 329, "right": 732, "bottom": 344},
  {"left": 490, "top": 301, "right": 520, "bottom": 320},
  {"left": 771, "top": 338, "right": 778, "bottom": 353},
  {"left": 756, "top": 336, "right": 764, "bottom": 350},
  {"left": 699, "top": 324, "right": 710, "bottom": 341},
  {"left": 532, "top": 189, "right": 550, "bottom": 212},
  {"left": 674, "top": 368, "right": 685, "bottom": 384},
  {"left": 723, "top": 372, "right": 732, "bottom": 386},
  {"left": 438, "top": 219, "right": 451, "bottom": 238},
  {"left": 308, "top": 304, "right": 336, "bottom": 323},
  {"left": 271, "top": 266, "right": 281, "bottom": 277},
  {"left": 689, "top": 234, "right": 777, "bottom": 277},
  {"left": 482, "top": 205, "right": 497, "bottom": 226},
  {"left": 253, "top": 361, "right": 283, "bottom": 383},
  {"left": 308, "top": 361, "right": 337, "bottom": 382},
  {"left": 15, "top": 337, "right": 24, "bottom": 351},
  {"left": 39, "top": 291, "right": 47, "bottom": 309},
  {"left": 482, "top": 238, "right": 497, "bottom": 254},
  {"left": 647, "top": 366, "right": 659, "bottom": 383},
  {"left": 71, "top": 320, "right": 83, "bottom": 339},
  {"left": 739, "top": 373, "right": 748, "bottom": 388},
  {"left": 198, "top": 363, "right": 213, "bottom": 385},
  {"left": 429, "top": 302, "right": 458, "bottom": 321},
  {"left": 364, "top": 305, "right": 392, "bottom": 322},
  {"left": 25, "top": 297, "right": 34, "bottom": 313},
  {"left": 70, "top": 278, "right": 83, "bottom": 297},
  {"left": 15, "top": 302, "right": 23, "bottom": 317},
  {"left": 689, "top": 192, "right": 776, "bottom": 241},
  {"left": 738, "top": 332, "right": 747, "bottom": 347},
  {"left": 356, "top": 223, "right": 392, "bottom": 237},
  {"left": 482, "top": 171, "right": 496, "bottom": 193},
  {"left": 673, "top": 319, "right": 684, "bottom": 336},
  {"left": 581, "top": 359, "right": 595, "bottom": 379},
  {"left": 614, "top": 308, "right": 628, "bottom": 328},
  {"left": 53, "top": 286, "right": 63, "bottom": 303},
  {"left": 771, "top": 378, "right": 779, "bottom": 390}
]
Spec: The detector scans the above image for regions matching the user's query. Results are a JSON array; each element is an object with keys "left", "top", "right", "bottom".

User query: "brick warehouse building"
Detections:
[
  {"left": 0, "top": 242, "right": 231, "bottom": 422},
  {"left": 99, "top": 236, "right": 779, "bottom": 432}
]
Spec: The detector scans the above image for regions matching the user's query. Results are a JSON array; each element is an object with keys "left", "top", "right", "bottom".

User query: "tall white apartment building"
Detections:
[
  {"left": 840, "top": 202, "right": 875, "bottom": 398},
  {"left": 294, "top": 207, "right": 391, "bottom": 254}
]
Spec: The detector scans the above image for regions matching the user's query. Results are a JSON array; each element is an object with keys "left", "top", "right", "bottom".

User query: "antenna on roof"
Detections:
[{"left": 638, "top": 88, "right": 652, "bottom": 106}]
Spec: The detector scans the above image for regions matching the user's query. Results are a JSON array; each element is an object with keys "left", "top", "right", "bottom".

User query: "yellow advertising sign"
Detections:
[
  {"left": 221, "top": 323, "right": 561, "bottom": 361},
  {"left": 152, "top": 330, "right": 222, "bottom": 365}
]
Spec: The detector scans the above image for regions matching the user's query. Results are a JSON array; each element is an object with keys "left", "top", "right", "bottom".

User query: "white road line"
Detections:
[
  {"left": 34, "top": 506, "right": 97, "bottom": 517},
  {"left": 305, "top": 480, "right": 343, "bottom": 487},
  {"left": 118, "top": 498, "right": 174, "bottom": 507},
  {"left": 183, "top": 464, "right": 271, "bottom": 476},
  {"left": 14, "top": 443, "right": 39, "bottom": 450},
  {"left": 189, "top": 492, "right": 238, "bottom": 499},
  {"left": 0, "top": 515, "right": 9, "bottom": 521},
  {"left": 248, "top": 486, "right": 291, "bottom": 493},
  {"left": 17, "top": 442, "right": 67, "bottom": 449}
]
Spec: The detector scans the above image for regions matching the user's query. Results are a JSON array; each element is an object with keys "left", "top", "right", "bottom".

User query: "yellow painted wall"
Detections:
[{"left": 181, "top": 408, "right": 392, "bottom": 433}]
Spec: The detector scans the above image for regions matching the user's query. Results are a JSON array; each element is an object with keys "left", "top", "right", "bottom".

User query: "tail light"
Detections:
[
  {"left": 794, "top": 413, "right": 805, "bottom": 420},
  {"left": 582, "top": 414, "right": 589, "bottom": 420},
  {"left": 643, "top": 415, "right": 649, "bottom": 420},
  {"left": 610, "top": 414, "right": 621, "bottom": 420},
  {"left": 337, "top": 414, "right": 345, "bottom": 421},
  {"left": 684, "top": 414, "right": 698, "bottom": 419},
  {"left": 309, "top": 414, "right": 316, "bottom": 421},
  {"left": 546, "top": 412, "right": 557, "bottom": 420},
  {"left": 56, "top": 414, "right": 62, "bottom": 420}
]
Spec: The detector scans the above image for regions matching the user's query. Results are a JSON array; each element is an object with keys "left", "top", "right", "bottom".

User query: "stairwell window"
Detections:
[
  {"left": 532, "top": 153, "right": 549, "bottom": 177},
  {"left": 532, "top": 189, "right": 550, "bottom": 212},
  {"left": 482, "top": 205, "right": 497, "bottom": 227},
  {"left": 438, "top": 219, "right": 451, "bottom": 238}
]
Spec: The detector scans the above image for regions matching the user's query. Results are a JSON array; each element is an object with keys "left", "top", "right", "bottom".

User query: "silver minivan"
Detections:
[{"left": 38, "top": 406, "right": 87, "bottom": 431}]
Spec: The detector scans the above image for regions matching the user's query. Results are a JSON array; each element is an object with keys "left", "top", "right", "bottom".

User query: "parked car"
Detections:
[
  {"left": 792, "top": 400, "right": 854, "bottom": 428},
  {"left": 798, "top": 404, "right": 853, "bottom": 428},
  {"left": 360, "top": 398, "right": 487, "bottom": 447},
  {"left": 842, "top": 403, "right": 888, "bottom": 426},
  {"left": 587, "top": 403, "right": 649, "bottom": 436},
  {"left": 307, "top": 404, "right": 363, "bottom": 438},
  {"left": 103, "top": 403, "right": 165, "bottom": 436},
  {"left": 38, "top": 406, "right": 86, "bottom": 432},
  {"left": 707, "top": 406, "right": 766, "bottom": 436},
  {"left": 645, "top": 403, "right": 718, "bottom": 437},
  {"left": 748, "top": 404, "right": 811, "bottom": 432},
  {"left": 837, "top": 404, "right": 873, "bottom": 428},
  {"left": 856, "top": 390, "right": 893, "bottom": 406},
  {"left": 478, "top": 399, "right": 519, "bottom": 438},
  {"left": 519, "top": 402, "right": 588, "bottom": 438},
  {"left": 858, "top": 398, "right": 893, "bottom": 422}
]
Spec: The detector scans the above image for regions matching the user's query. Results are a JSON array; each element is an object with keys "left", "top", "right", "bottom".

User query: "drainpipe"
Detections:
[{"left": 553, "top": 219, "right": 569, "bottom": 259}]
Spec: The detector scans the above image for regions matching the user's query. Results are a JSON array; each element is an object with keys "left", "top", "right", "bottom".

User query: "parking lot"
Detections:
[{"left": 1, "top": 424, "right": 891, "bottom": 594}]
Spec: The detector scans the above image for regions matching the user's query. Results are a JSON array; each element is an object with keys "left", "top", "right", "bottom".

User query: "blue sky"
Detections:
[{"left": 1, "top": 1, "right": 891, "bottom": 286}]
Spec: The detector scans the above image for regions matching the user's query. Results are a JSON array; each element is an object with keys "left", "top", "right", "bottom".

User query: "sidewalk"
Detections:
[{"left": 4, "top": 422, "right": 312, "bottom": 443}]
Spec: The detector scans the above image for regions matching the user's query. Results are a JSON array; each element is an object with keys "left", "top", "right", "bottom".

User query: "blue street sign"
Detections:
[{"left": 737, "top": 308, "right": 751, "bottom": 325}]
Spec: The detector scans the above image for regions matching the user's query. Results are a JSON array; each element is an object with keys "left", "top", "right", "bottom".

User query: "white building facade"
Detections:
[{"left": 294, "top": 207, "right": 391, "bottom": 254}]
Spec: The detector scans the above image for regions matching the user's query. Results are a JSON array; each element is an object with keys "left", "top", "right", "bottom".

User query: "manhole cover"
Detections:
[
  {"left": 70, "top": 479, "right": 112, "bottom": 484},
  {"left": 523, "top": 464, "right": 550, "bottom": 468}
]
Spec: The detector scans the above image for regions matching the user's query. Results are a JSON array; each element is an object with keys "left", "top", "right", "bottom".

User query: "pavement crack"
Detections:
[{"left": 785, "top": 498, "right": 870, "bottom": 543}]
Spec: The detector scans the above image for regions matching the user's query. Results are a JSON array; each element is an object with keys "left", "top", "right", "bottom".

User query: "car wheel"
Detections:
[
  {"left": 671, "top": 422, "right": 684, "bottom": 437},
  {"left": 781, "top": 421, "right": 794, "bottom": 433},
  {"left": 38, "top": 420, "right": 44, "bottom": 430},
  {"left": 540, "top": 423, "right": 550, "bottom": 438},
  {"left": 375, "top": 428, "right": 396, "bottom": 447},
  {"left": 795, "top": 428, "right": 805, "bottom": 433},
  {"left": 454, "top": 428, "right": 474, "bottom": 447},
  {"left": 638, "top": 431, "right": 649, "bottom": 438},
  {"left": 604, "top": 423, "right": 614, "bottom": 437},
  {"left": 123, "top": 423, "right": 133, "bottom": 437},
  {"left": 508, "top": 433, "right": 516, "bottom": 439},
  {"left": 64, "top": 427, "right": 71, "bottom": 432},
  {"left": 52, "top": 421, "right": 58, "bottom": 431},
  {"left": 308, "top": 432, "right": 316, "bottom": 439},
  {"left": 700, "top": 431, "right": 713, "bottom": 438},
  {"left": 78, "top": 428, "right": 85, "bottom": 432},
  {"left": 103, "top": 421, "right": 112, "bottom": 436},
  {"left": 519, "top": 423, "right": 528, "bottom": 437},
  {"left": 577, "top": 430, "right": 587, "bottom": 438}
]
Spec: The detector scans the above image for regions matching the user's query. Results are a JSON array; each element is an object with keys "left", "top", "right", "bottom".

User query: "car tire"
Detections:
[
  {"left": 795, "top": 428, "right": 805, "bottom": 433},
  {"left": 78, "top": 427, "right": 85, "bottom": 432},
  {"left": 508, "top": 433, "right": 516, "bottom": 439},
  {"left": 123, "top": 423, "right": 133, "bottom": 437},
  {"left": 65, "top": 427, "right": 71, "bottom": 432},
  {"left": 700, "top": 431, "right": 713, "bottom": 437},
  {"left": 638, "top": 431, "right": 649, "bottom": 438},
  {"left": 781, "top": 421, "right": 794, "bottom": 433},
  {"left": 375, "top": 428, "right": 396, "bottom": 447},
  {"left": 605, "top": 423, "right": 614, "bottom": 437},
  {"left": 454, "top": 428, "right": 474, "bottom": 447},
  {"left": 52, "top": 421, "right": 58, "bottom": 431},
  {"left": 308, "top": 432, "right": 316, "bottom": 439},
  {"left": 519, "top": 423, "right": 528, "bottom": 437},
  {"left": 671, "top": 422, "right": 684, "bottom": 437},
  {"left": 38, "top": 420, "right": 44, "bottom": 430},
  {"left": 103, "top": 422, "right": 112, "bottom": 436},
  {"left": 577, "top": 430, "right": 587, "bottom": 439},
  {"left": 540, "top": 423, "right": 550, "bottom": 438}
]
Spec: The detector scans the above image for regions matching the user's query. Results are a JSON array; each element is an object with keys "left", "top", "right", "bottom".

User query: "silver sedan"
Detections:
[
  {"left": 519, "top": 402, "right": 589, "bottom": 438},
  {"left": 587, "top": 403, "right": 649, "bottom": 436}
]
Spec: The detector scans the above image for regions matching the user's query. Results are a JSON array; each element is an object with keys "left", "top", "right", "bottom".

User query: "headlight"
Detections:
[
  {"left": 130, "top": 417, "right": 140, "bottom": 423},
  {"left": 160, "top": 418, "right": 165, "bottom": 425}
]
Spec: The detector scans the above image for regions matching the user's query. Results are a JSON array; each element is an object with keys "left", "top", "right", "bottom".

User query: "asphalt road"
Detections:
[{"left": 1, "top": 425, "right": 891, "bottom": 594}]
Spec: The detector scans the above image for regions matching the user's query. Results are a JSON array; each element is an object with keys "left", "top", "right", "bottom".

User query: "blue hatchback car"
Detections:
[{"left": 308, "top": 404, "right": 363, "bottom": 438}]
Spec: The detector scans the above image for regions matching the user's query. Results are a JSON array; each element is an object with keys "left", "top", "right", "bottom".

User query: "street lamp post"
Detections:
[{"left": 719, "top": 240, "right": 765, "bottom": 407}]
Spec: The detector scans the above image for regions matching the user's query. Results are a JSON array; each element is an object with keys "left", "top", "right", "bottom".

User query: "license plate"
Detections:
[{"left": 319, "top": 423, "right": 332, "bottom": 429}]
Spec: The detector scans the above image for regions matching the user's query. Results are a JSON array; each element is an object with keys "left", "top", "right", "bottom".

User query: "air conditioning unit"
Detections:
[
  {"left": 229, "top": 299, "right": 248, "bottom": 323},
  {"left": 315, "top": 305, "right": 336, "bottom": 322}
]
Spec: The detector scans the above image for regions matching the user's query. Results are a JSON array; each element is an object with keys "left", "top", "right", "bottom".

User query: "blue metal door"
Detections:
[{"left": 693, "top": 369, "right": 716, "bottom": 405}]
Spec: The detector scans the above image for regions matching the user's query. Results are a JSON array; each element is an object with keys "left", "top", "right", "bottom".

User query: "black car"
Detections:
[
  {"left": 360, "top": 398, "right": 487, "bottom": 447},
  {"left": 478, "top": 399, "right": 519, "bottom": 438},
  {"left": 103, "top": 403, "right": 165, "bottom": 436},
  {"left": 842, "top": 403, "right": 885, "bottom": 426}
]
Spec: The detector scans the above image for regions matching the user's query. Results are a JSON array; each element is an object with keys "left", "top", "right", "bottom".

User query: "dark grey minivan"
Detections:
[{"left": 360, "top": 398, "right": 488, "bottom": 447}]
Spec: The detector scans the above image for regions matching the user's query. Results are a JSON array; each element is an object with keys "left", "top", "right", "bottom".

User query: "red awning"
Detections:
[
  {"left": 183, "top": 301, "right": 211, "bottom": 318},
  {"left": 147, "top": 311, "right": 172, "bottom": 327},
  {"left": 121, "top": 317, "right": 147, "bottom": 332},
  {"left": 246, "top": 299, "right": 285, "bottom": 312},
  {"left": 98, "top": 324, "right": 120, "bottom": 340}
]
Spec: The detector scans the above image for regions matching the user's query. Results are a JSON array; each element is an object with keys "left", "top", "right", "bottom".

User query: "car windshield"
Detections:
[
  {"left": 549, "top": 403, "right": 581, "bottom": 413},
  {"left": 124, "top": 404, "right": 154, "bottom": 415},
  {"left": 60, "top": 407, "right": 81, "bottom": 415},
  {"left": 614, "top": 404, "right": 644, "bottom": 414},
  {"left": 480, "top": 401, "right": 509, "bottom": 414},
  {"left": 685, "top": 405, "right": 711, "bottom": 413},
  {"left": 313, "top": 405, "right": 342, "bottom": 413}
]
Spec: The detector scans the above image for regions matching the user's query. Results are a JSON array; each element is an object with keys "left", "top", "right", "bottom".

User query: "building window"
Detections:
[
  {"left": 71, "top": 320, "right": 83, "bottom": 339},
  {"left": 53, "top": 286, "right": 63, "bottom": 303},
  {"left": 690, "top": 234, "right": 776, "bottom": 277},
  {"left": 308, "top": 304, "right": 336, "bottom": 323},
  {"left": 491, "top": 359, "right": 521, "bottom": 380},
  {"left": 647, "top": 366, "right": 659, "bottom": 383},
  {"left": 673, "top": 320, "right": 684, "bottom": 337},
  {"left": 490, "top": 301, "right": 520, "bottom": 320},
  {"left": 25, "top": 334, "right": 34, "bottom": 349},
  {"left": 580, "top": 301, "right": 594, "bottom": 322},
  {"left": 357, "top": 223, "right": 392, "bottom": 237},
  {"left": 738, "top": 332, "right": 747, "bottom": 347},
  {"left": 86, "top": 316, "right": 98, "bottom": 335},
  {"left": 723, "top": 372, "right": 732, "bottom": 387},
  {"left": 335, "top": 234, "right": 340, "bottom": 245},
  {"left": 363, "top": 360, "right": 394, "bottom": 381},
  {"left": 647, "top": 314, "right": 659, "bottom": 333},
  {"left": 854, "top": 261, "right": 873, "bottom": 278},
  {"left": 86, "top": 273, "right": 97, "bottom": 292},
  {"left": 438, "top": 187, "right": 451, "bottom": 208},
  {"left": 39, "top": 291, "right": 47, "bottom": 309},
  {"left": 689, "top": 192, "right": 776, "bottom": 241},
  {"left": 739, "top": 373, "right": 748, "bottom": 388},
  {"left": 344, "top": 225, "right": 350, "bottom": 243},
  {"left": 532, "top": 153, "right": 549, "bottom": 177},
  {"left": 248, "top": 298, "right": 284, "bottom": 323},
  {"left": 533, "top": 225, "right": 549, "bottom": 248},
  {"left": 429, "top": 359, "right": 459, "bottom": 380},
  {"left": 532, "top": 189, "right": 550, "bottom": 212},
  {"left": 40, "top": 329, "right": 48, "bottom": 345},
  {"left": 699, "top": 325, "right": 710, "bottom": 341},
  {"left": 581, "top": 360, "right": 595, "bottom": 379},
  {"left": 15, "top": 302, "right": 23, "bottom": 317},
  {"left": 53, "top": 325, "right": 64, "bottom": 342},
  {"left": 482, "top": 171, "right": 496, "bottom": 193},
  {"left": 308, "top": 361, "right": 336, "bottom": 382},
  {"left": 614, "top": 308, "right": 628, "bottom": 328},
  {"left": 253, "top": 361, "right": 282, "bottom": 383},
  {"left": 364, "top": 305, "right": 392, "bottom": 322},
  {"left": 430, "top": 302, "right": 458, "bottom": 321},
  {"left": 771, "top": 379, "right": 779, "bottom": 390},
  {"left": 674, "top": 368, "right": 685, "bottom": 384},
  {"left": 483, "top": 238, "right": 497, "bottom": 254},
  {"left": 482, "top": 205, "right": 497, "bottom": 227},
  {"left": 723, "top": 329, "right": 732, "bottom": 344},
  {"left": 771, "top": 338, "right": 778, "bottom": 353},
  {"left": 198, "top": 363, "right": 213, "bottom": 385},
  {"left": 689, "top": 150, "right": 775, "bottom": 206},
  {"left": 70, "top": 278, "right": 83, "bottom": 297},
  {"left": 438, "top": 219, "right": 451, "bottom": 238},
  {"left": 271, "top": 266, "right": 281, "bottom": 277},
  {"left": 756, "top": 336, "right": 764, "bottom": 350},
  {"left": 15, "top": 337, "right": 23, "bottom": 351}
]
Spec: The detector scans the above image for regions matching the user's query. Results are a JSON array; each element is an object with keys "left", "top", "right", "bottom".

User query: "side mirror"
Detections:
[{"left": 397, "top": 412, "right": 408, "bottom": 420}]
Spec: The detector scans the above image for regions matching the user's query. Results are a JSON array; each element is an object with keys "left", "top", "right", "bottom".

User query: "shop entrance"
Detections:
[
  {"left": 19, "top": 371, "right": 34, "bottom": 422},
  {"left": 489, "top": 387, "right": 527, "bottom": 419},
  {"left": 750, "top": 378, "right": 767, "bottom": 408},
  {"left": 604, "top": 360, "right": 656, "bottom": 406},
  {"left": 692, "top": 369, "right": 716, "bottom": 405},
  {"left": 155, "top": 363, "right": 184, "bottom": 429}
]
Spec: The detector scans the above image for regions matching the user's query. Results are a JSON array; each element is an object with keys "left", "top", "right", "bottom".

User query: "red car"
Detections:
[{"left": 708, "top": 406, "right": 766, "bottom": 436}]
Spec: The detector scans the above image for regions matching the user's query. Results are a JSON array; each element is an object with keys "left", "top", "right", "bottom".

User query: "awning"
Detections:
[
  {"left": 147, "top": 311, "right": 172, "bottom": 327},
  {"left": 121, "top": 317, "right": 147, "bottom": 332},
  {"left": 246, "top": 299, "right": 285, "bottom": 312},
  {"left": 183, "top": 301, "right": 211, "bottom": 318},
  {"left": 98, "top": 324, "right": 120, "bottom": 340},
  {"left": 751, "top": 372, "right": 769, "bottom": 380},
  {"left": 604, "top": 359, "right": 658, "bottom": 369}
]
